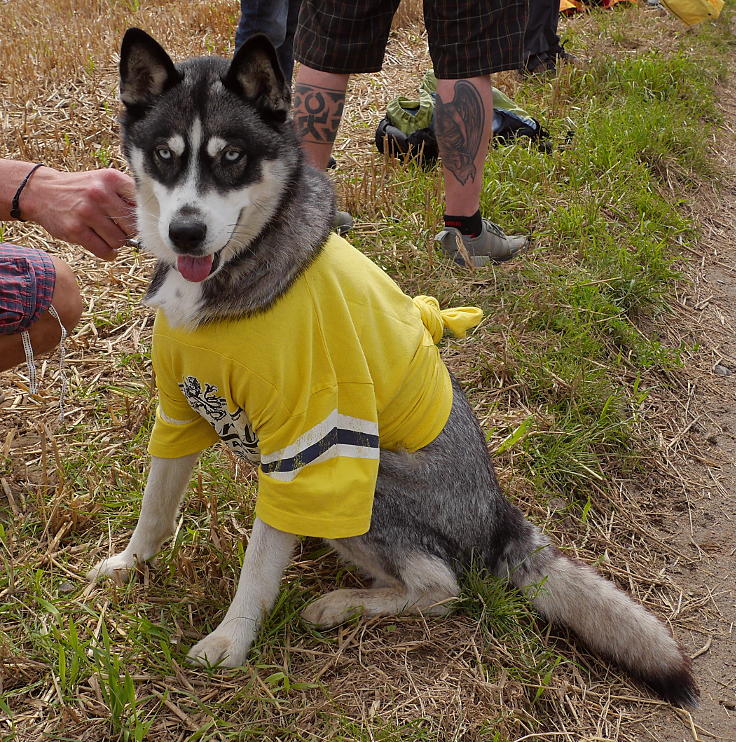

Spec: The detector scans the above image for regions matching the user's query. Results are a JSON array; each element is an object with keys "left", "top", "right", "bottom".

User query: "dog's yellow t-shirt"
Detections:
[{"left": 148, "top": 233, "right": 481, "bottom": 539}]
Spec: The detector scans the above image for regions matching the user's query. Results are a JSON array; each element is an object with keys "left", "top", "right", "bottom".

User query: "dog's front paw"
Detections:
[
  {"left": 86, "top": 552, "right": 139, "bottom": 584},
  {"left": 302, "top": 589, "right": 365, "bottom": 628},
  {"left": 186, "top": 628, "right": 254, "bottom": 668}
]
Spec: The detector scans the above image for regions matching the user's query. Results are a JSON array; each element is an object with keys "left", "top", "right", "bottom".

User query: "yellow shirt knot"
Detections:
[{"left": 412, "top": 295, "right": 484, "bottom": 343}]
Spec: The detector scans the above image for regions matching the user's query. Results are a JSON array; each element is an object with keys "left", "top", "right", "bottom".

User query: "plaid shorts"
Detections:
[
  {"left": 0, "top": 243, "right": 56, "bottom": 335},
  {"left": 294, "top": 0, "right": 529, "bottom": 78}
]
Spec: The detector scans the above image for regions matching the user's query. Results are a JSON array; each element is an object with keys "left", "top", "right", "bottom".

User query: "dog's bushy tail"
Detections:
[{"left": 497, "top": 516, "right": 698, "bottom": 706}]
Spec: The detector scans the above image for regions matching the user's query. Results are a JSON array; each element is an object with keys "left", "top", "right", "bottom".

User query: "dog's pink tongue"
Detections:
[{"left": 177, "top": 254, "right": 214, "bottom": 282}]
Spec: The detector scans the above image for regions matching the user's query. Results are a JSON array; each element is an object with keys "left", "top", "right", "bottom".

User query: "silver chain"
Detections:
[{"left": 21, "top": 304, "right": 68, "bottom": 420}]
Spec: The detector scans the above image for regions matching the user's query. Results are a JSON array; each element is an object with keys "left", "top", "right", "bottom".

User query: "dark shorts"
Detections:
[
  {"left": 294, "top": 0, "right": 529, "bottom": 78},
  {"left": 0, "top": 244, "right": 56, "bottom": 335}
]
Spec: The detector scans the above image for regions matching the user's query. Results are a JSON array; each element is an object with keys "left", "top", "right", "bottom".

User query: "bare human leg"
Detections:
[
  {"left": 434, "top": 76, "right": 528, "bottom": 264},
  {"left": 435, "top": 76, "right": 494, "bottom": 218},
  {"left": 0, "top": 255, "right": 82, "bottom": 372},
  {"left": 292, "top": 66, "right": 349, "bottom": 170}
]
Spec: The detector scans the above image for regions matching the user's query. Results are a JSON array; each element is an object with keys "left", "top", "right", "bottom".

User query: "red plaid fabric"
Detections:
[
  {"left": 295, "top": 0, "right": 529, "bottom": 78},
  {"left": 0, "top": 243, "right": 56, "bottom": 334}
]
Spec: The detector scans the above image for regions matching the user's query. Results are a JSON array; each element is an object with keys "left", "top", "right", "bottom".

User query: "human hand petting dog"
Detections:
[{"left": 4, "top": 162, "right": 136, "bottom": 259}]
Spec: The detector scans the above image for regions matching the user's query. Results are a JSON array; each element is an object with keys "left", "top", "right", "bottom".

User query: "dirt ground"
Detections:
[{"left": 645, "top": 73, "right": 736, "bottom": 741}]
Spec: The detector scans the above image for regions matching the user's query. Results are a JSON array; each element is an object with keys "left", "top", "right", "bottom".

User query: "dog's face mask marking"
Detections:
[{"left": 119, "top": 28, "right": 292, "bottom": 283}]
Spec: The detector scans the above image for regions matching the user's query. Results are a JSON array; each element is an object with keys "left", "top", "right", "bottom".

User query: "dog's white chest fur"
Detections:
[{"left": 144, "top": 269, "right": 204, "bottom": 329}]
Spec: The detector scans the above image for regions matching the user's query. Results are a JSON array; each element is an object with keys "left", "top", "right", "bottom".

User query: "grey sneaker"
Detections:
[
  {"left": 435, "top": 219, "right": 528, "bottom": 267},
  {"left": 334, "top": 210, "right": 354, "bottom": 235}
]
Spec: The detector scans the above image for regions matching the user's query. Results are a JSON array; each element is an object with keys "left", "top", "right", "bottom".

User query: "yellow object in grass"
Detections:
[{"left": 661, "top": 0, "right": 724, "bottom": 26}]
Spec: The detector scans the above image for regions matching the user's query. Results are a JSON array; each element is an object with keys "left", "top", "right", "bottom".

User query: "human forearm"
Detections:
[
  {"left": 0, "top": 159, "right": 45, "bottom": 221},
  {"left": 0, "top": 159, "right": 137, "bottom": 259}
]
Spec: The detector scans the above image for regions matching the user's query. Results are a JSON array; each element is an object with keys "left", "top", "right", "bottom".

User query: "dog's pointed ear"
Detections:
[
  {"left": 119, "top": 28, "right": 181, "bottom": 109},
  {"left": 223, "top": 34, "right": 290, "bottom": 122}
]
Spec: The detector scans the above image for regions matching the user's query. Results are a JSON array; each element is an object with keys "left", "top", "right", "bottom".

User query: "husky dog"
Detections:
[{"left": 89, "top": 28, "right": 697, "bottom": 707}]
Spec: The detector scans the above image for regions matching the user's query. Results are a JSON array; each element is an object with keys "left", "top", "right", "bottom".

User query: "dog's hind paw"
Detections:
[
  {"left": 302, "top": 589, "right": 366, "bottom": 628},
  {"left": 86, "top": 552, "right": 139, "bottom": 584},
  {"left": 187, "top": 632, "right": 251, "bottom": 668},
  {"left": 302, "top": 586, "right": 451, "bottom": 627}
]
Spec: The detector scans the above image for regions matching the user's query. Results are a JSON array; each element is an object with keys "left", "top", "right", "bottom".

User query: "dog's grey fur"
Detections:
[
  {"left": 93, "top": 29, "right": 697, "bottom": 706},
  {"left": 349, "top": 376, "right": 695, "bottom": 703}
]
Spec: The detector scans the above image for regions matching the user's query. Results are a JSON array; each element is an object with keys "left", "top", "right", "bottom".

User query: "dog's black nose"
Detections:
[{"left": 169, "top": 219, "right": 207, "bottom": 251}]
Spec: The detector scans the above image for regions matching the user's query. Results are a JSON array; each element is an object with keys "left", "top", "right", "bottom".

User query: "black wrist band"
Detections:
[{"left": 10, "top": 163, "right": 45, "bottom": 221}]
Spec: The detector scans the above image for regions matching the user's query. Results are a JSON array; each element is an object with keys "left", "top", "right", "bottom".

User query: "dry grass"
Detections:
[{"left": 0, "top": 1, "right": 732, "bottom": 740}]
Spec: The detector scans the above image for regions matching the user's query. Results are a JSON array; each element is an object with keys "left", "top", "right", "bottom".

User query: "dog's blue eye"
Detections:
[
  {"left": 156, "top": 146, "right": 172, "bottom": 161},
  {"left": 223, "top": 148, "right": 244, "bottom": 164}
]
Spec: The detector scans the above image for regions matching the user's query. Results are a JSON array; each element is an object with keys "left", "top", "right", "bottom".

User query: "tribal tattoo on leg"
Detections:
[
  {"left": 293, "top": 84, "right": 346, "bottom": 145},
  {"left": 434, "top": 81, "right": 485, "bottom": 186}
]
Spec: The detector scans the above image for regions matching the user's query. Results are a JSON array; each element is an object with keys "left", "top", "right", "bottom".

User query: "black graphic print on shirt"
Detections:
[{"left": 178, "top": 376, "right": 260, "bottom": 462}]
